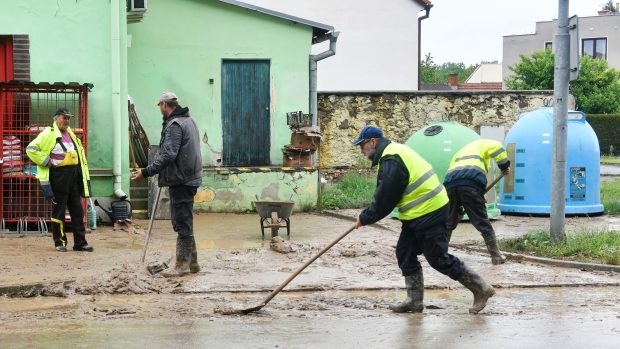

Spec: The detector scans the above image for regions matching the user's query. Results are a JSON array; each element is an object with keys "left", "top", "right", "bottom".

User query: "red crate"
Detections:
[{"left": 0, "top": 82, "right": 90, "bottom": 232}]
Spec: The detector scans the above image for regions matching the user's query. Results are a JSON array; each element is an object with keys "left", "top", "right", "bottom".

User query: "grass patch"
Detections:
[
  {"left": 321, "top": 173, "right": 376, "bottom": 209},
  {"left": 499, "top": 229, "right": 620, "bottom": 265},
  {"left": 601, "top": 155, "right": 620, "bottom": 164},
  {"left": 601, "top": 179, "right": 620, "bottom": 215}
]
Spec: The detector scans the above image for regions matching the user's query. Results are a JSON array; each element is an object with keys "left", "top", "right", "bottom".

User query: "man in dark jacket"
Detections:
[
  {"left": 132, "top": 92, "right": 203, "bottom": 277},
  {"left": 353, "top": 126, "right": 495, "bottom": 314}
]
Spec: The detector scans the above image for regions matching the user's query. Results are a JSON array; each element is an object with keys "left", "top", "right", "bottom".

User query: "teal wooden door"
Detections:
[{"left": 221, "top": 60, "right": 270, "bottom": 166}]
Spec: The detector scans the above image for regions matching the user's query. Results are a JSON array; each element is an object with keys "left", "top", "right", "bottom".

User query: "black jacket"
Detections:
[
  {"left": 359, "top": 138, "right": 409, "bottom": 226},
  {"left": 142, "top": 106, "right": 203, "bottom": 187}
]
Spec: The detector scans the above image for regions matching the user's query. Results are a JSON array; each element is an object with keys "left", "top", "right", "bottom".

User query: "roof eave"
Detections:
[{"left": 218, "top": 0, "right": 334, "bottom": 35}]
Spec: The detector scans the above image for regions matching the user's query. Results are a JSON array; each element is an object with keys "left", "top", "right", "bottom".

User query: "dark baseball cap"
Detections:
[
  {"left": 353, "top": 125, "right": 383, "bottom": 145},
  {"left": 54, "top": 107, "right": 73, "bottom": 117}
]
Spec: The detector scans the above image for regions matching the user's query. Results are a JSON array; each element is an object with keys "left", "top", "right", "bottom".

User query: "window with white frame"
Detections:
[{"left": 582, "top": 38, "right": 607, "bottom": 60}]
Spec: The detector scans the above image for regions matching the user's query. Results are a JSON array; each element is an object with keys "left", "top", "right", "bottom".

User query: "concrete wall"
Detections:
[
  {"left": 317, "top": 91, "right": 556, "bottom": 168},
  {"left": 241, "top": 0, "right": 425, "bottom": 91},
  {"left": 195, "top": 170, "right": 318, "bottom": 212},
  {"left": 1, "top": 0, "right": 130, "bottom": 198},
  {"left": 127, "top": 0, "right": 313, "bottom": 167},
  {"left": 503, "top": 15, "right": 620, "bottom": 86}
]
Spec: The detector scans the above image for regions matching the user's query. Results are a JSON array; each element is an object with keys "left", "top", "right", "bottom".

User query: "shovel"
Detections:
[
  {"left": 216, "top": 223, "right": 357, "bottom": 315},
  {"left": 141, "top": 187, "right": 162, "bottom": 263},
  {"left": 485, "top": 174, "right": 504, "bottom": 194}
]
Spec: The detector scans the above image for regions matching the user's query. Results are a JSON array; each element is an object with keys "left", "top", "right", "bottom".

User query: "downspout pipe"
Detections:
[
  {"left": 310, "top": 31, "right": 338, "bottom": 212},
  {"left": 310, "top": 31, "right": 339, "bottom": 125},
  {"left": 111, "top": 0, "right": 127, "bottom": 199},
  {"left": 417, "top": 5, "right": 432, "bottom": 90}
]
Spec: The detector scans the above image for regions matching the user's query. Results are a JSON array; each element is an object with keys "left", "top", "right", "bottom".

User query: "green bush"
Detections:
[{"left": 588, "top": 114, "right": 620, "bottom": 155}]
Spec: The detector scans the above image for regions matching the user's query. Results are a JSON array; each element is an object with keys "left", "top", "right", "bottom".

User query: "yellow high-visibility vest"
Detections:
[
  {"left": 446, "top": 139, "right": 509, "bottom": 176},
  {"left": 379, "top": 142, "right": 448, "bottom": 220}
]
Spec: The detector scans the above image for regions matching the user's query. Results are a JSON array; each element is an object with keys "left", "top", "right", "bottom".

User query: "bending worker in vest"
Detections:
[
  {"left": 26, "top": 107, "right": 93, "bottom": 252},
  {"left": 132, "top": 92, "right": 203, "bottom": 277},
  {"left": 444, "top": 139, "right": 510, "bottom": 265},
  {"left": 353, "top": 126, "right": 495, "bottom": 314}
]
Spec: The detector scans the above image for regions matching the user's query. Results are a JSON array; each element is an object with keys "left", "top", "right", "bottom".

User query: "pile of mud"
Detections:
[
  {"left": 73, "top": 264, "right": 182, "bottom": 295},
  {"left": 269, "top": 236, "right": 295, "bottom": 254}
]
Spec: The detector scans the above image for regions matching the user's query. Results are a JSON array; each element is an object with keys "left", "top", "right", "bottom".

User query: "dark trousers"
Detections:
[
  {"left": 446, "top": 186, "right": 495, "bottom": 239},
  {"left": 169, "top": 185, "right": 197, "bottom": 243},
  {"left": 396, "top": 204, "right": 464, "bottom": 280},
  {"left": 49, "top": 166, "right": 87, "bottom": 248}
]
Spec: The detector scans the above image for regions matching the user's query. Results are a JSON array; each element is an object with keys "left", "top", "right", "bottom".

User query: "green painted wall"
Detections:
[
  {"left": 128, "top": 0, "right": 318, "bottom": 211},
  {"left": 1, "top": 0, "right": 130, "bottom": 198},
  {"left": 127, "top": 0, "right": 313, "bottom": 166},
  {"left": 195, "top": 171, "right": 318, "bottom": 212}
]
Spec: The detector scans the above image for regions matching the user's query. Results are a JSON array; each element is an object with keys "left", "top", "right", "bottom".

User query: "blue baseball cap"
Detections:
[{"left": 353, "top": 125, "right": 383, "bottom": 145}]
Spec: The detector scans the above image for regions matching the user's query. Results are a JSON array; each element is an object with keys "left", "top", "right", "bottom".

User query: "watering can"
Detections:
[{"left": 94, "top": 198, "right": 133, "bottom": 223}]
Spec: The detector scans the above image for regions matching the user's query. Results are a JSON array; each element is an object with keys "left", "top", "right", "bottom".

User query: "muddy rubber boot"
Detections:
[
  {"left": 457, "top": 264, "right": 496, "bottom": 314},
  {"left": 160, "top": 238, "right": 192, "bottom": 278},
  {"left": 483, "top": 235, "right": 506, "bottom": 265},
  {"left": 389, "top": 269, "right": 424, "bottom": 313},
  {"left": 190, "top": 238, "right": 200, "bottom": 273}
]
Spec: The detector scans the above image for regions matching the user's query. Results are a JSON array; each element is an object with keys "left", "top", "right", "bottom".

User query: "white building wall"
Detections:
[{"left": 242, "top": 0, "right": 426, "bottom": 91}]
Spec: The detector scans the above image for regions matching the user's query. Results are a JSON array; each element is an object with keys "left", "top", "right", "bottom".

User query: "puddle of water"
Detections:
[
  {"left": 1, "top": 288, "right": 619, "bottom": 348},
  {"left": 191, "top": 213, "right": 354, "bottom": 250}
]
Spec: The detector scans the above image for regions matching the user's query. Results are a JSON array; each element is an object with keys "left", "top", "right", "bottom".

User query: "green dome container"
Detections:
[{"left": 392, "top": 122, "right": 501, "bottom": 219}]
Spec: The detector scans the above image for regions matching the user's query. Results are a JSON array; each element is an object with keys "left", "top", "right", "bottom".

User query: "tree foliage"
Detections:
[
  {"left": 571, "top": 56, "right": 620, "bottom": 114},
  {"left": 420, "top": 53, "right": 486, "bottom": 84},
  {"left": 602, "top": 0, "right": 619, "bottom": 12},
  {"left": 505, "top": 50, "right": 554, "bottom": 90},
  {"left": 506, "top": 50, "right": 620, "bottom": 113}
]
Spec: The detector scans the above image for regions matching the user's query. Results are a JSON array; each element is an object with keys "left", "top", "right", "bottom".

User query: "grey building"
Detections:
[{"left": 503, "top": 13, "right": 620, "bottom": 87}]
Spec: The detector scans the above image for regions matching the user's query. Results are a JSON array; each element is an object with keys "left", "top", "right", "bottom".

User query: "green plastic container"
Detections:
[{"left": 392, "top": 122, "right": 500, "bottom": 220}]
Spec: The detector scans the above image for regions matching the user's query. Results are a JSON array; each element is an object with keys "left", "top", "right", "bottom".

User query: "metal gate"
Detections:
[{"left": 0, "top": 82, "right": 91, "bottom": 233}]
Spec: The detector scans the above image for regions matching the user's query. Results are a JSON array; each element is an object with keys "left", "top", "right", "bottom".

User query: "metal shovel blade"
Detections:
[
  {"left": 214, "top": 303, "right": 266, "bottom": 315},
  {"left": 214, "top": 224, "right": 356, "bottom": 316}
]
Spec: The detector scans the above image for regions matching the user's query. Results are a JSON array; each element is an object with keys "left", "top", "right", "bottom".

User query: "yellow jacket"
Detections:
[{"left": 26, "top": 124, "right": 90, "bottom": 199}]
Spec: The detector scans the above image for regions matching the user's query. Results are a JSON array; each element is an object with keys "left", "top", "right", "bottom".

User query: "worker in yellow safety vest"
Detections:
[
  {"left": 26, "top": 107, "right": 93, "bottom": 253},
  {"left": 444, "top": 139, "right": 511, "bottom": 264},
  {"left": 353, "top": 126, "right": 494, "bottom": 314}
]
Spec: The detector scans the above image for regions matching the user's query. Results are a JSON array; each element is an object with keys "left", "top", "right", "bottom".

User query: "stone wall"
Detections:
[{"left": 317, "top": 91, "right": 559, "bottom": 168}]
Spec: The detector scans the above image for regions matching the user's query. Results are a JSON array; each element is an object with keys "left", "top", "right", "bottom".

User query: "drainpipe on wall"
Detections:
[
  {"left": 417, "top": 4, "right": 432, "bottom": 90},
  {"left": 310, "top": 31, "right": 339, "bottom": 211},
  {"left": 111, "top": 0, "right": 127, "bottom": 199},
  {"left": 310, "top": 31, "right": 339, "bottom": 125}
]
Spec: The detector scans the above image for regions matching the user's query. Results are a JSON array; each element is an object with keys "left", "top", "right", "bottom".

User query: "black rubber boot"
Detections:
[
  {"left": 457, "top": 264, "right": 496, "bottom": 314},
  {"left": 190, "top": 238, "right": 200, "bottom": 273},
  {"left": 483, "top": 234, "right": 506, "bottom": 265},
  {"left": 389, "top": 269, "right": 424, "bottom": 313},
  {"left": 160, "top": 238, "right": 192, "bottom": 278}
]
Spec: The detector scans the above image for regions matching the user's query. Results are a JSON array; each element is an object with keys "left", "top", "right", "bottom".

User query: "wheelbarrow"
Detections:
[{"left": 254, "top": 200, "right": 295, "bottom": 239}]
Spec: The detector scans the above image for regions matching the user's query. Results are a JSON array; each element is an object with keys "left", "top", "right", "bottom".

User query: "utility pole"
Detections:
[{"left": 550, "top": 0, "right": 570, "bottom": 243}]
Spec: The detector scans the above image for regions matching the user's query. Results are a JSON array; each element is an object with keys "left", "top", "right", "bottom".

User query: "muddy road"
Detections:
[{"left": 1, "top": 212, "right": 619, "bottom": 348}]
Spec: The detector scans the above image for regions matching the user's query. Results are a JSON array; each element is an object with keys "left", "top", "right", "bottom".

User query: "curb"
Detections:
[
  {"left": 3, "top": 281, "right": 619, "bottom": 298},
  {"left": 323, "top": 211, "right": 620, "bottom": 274},
  {"left": 456, "top": 245, "right": 620, "bottom": 273},
  {"left": 0, "top": 283, "right": 45, "bottom": 297}
]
